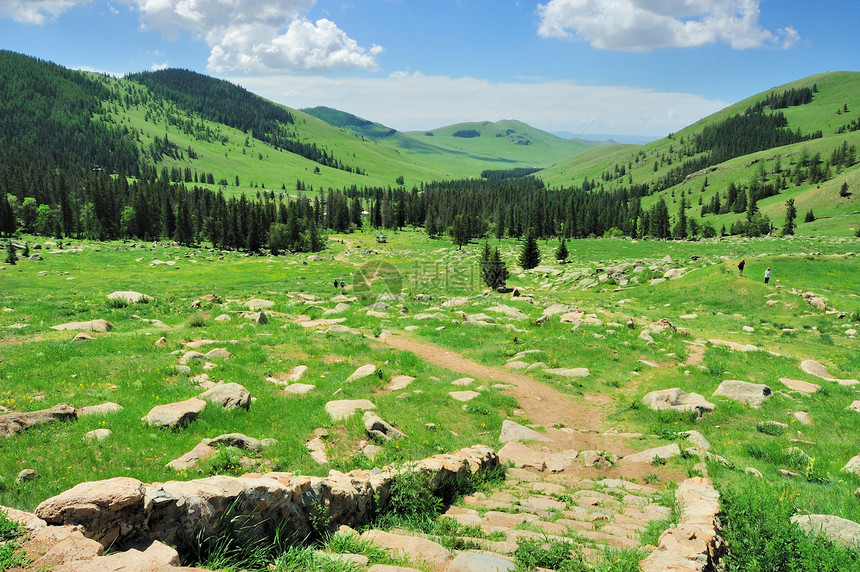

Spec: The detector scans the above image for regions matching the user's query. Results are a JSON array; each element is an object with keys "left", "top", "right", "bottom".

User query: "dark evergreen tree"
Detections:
[
  {"left": 555, "top": 238, "right": 569, "bottom": 263},
  {"left": 519, "top": 230, "right": 541, "bottom": 270},
  {"left": 782, "top": 198, "right": 797, "bottom": 236},
  {"left": 4, "top": 240, "right": 15, "bottom": 265},
  {"left": 449, "top": 214, "right": 470, "bottom": 250}
]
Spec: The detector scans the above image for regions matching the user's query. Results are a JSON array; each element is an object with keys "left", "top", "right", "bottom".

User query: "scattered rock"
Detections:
[
  {"left": 498, "top": 420, "right": 549, "bottom": 444},
  {"left": 498, "top": 441, "right": 547, "bottom": 471},
  {"left": 141, "top": 398, "right": 206, "bottom": 428},
  {"left": 77, "top": 402, "right": 123, "bottom": 417},
  {"left": 791, "top": 514, "right": 860, "bottom": 550},
  {"left": 363, "top": 411, "right": 407, "bottom": 441},
  {"left": 1, "top": 403, "right": 77, "bottom": 438},
  {"left": 451, "top": 377, "right": 475, "bottom": 386},
  {"left": 449, "top": 390, "right": 480, "bottom": 402},
  {"left": 199, "top": 382, "right": 251, "bottom": 411},
  {"left": 107, "top": 291, "right": 153, "bottom": 304},
  {"left": 779, "top": 377, "right": 820, "bottom": 393},
  {"left": 641, "top": 388, "right": 715, "bottom": 413},
  {"left": 713, "top": 380, "right": 772, "bottom": 408},
  {"left": 621, "top": 444, "right": 681, "bottom": 464},
  {"left": 542, "top": 367, "right": 590, "bottom": 378},
  {"left": 325, "top": 399, "right": 376, "bottom": 421},
  {"left": 51, "top": 319, "right": 114, "bottom": 332},
  {"left": 83, "top": 428, "right": 113, "bottom": 442},
  {"left": 247, "top": 299, "right": 275, "bottom": 311},
  {"left": 178, "top": 351, "right": 205, "bottom": 365},
  {"left": 16, "top": 468, "right": 41, "bottom": 483},
  {"left": 847, "top": 401, "right": 860, "bottom": 413},
  {"left": 166, "top": 443, "right": 216, "bottom": 471},
  {"left": 283, "top": 383, "right": 315, "bottom": 396},
  {"left": 800, "top": 359, "right": 859, "bottom": 386},
  {"left": 346, "top": 364, "right": 376, "bottom": 382},
  {"left": 385, "top": 375, "right": 415, "bottom": 391},
  {"left": 73, "top": 332, "right": 95, "bottom": 341},
  {"left": 204, "top": 348, "right": 234, "bottom": 360},
  {"left": 843, "top": 455, "right": 860, "bottom": 476}
]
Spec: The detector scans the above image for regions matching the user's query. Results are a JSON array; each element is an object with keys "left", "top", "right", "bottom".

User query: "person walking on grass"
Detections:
[
  {"left": 738, "top": 259, "right": 745, "bottom": 276},
  {"left": 765, "top": 267, "right": 771, "bottom": 285}
]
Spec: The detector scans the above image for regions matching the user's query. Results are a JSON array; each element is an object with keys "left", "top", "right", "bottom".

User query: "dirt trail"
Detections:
[{"left": 380, "top": 334, "right": 609, "bottom": 432}]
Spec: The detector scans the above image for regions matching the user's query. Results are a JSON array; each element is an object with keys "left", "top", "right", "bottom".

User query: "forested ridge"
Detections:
[{"left": 1, "top": 52, "right": 857, "bottom": 252}]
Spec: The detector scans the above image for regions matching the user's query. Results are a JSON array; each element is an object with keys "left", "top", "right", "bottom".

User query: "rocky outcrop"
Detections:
[
  {"left": 51, "top": 319, "right": 114, "bottom": 332},
  {"left": 32, "top": 445, "right": 498, "bottom": 554},
  {"left": 791, "top": 514, "right": 860, "bottom": 550},
  {"left": 642, "top": 388, "right": 715, "bottom": 413},
  {"left": 141, "top": 398, "right": 206, "bottom": 428}
]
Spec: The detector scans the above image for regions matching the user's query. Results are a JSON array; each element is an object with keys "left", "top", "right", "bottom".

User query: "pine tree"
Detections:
[
  {"left": 555, "top": 238, "right": 569, "bottom": 263},
  {"left": 479, "top": 242, "right": 508, "bottom": 290},
  {"left": 4, "top": 241, "right": 16, "bottom": 265},
  {"left": 519, "top": 230, "right": 541, "bottom": 270},
  {"left": 782, "top": 198, "right": 797, "bottom": 235}
]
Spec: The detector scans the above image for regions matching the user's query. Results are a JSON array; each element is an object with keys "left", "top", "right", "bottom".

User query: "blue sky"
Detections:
[{"left": 1, "top": 1, "right": 857, "bottom": 138}]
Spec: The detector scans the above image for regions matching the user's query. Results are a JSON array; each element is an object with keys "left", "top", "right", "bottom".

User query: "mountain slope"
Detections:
[{"left": 538, "top": 71, "right": 860, "bottom": 236}]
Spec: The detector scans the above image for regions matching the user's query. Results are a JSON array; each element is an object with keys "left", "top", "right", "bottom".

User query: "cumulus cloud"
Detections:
[
  {"left": 0, "top": 0, "right": 89, "bottom": 24},
  {"left": 126, "top": 0, "right": 382, "bottom": 73},
  {"left": 230, "top": 73, "right": 727, "bottom": 137},
  {"left": 536, "top": 0, "right": 799, "bottom": 51}
]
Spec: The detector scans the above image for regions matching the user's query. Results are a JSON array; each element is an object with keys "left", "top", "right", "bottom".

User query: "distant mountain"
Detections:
[
  {"left": 553, "top": 132, "right": 659, "bottom": 145},
  {"left": 301, "top": 106, "right": 399, "bottom": 140}
]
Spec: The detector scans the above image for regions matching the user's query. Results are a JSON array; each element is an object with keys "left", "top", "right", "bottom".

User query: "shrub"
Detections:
[{"left": 514, "top": 537, "right": 588, "bottom": 571}]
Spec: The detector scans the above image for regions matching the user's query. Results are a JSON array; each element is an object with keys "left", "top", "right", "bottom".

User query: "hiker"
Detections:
[
  {"left": 340, "top": 279, "right": 345, "bottom": 289},
  {"left": 765, "top": 267, "right": 771, "bottom": 285},
  {"left": 738, "top": 259, "right": 745, "bottom": 276},
  {"left": 333, "top": 279, "right": 339, "bottom": 289}
]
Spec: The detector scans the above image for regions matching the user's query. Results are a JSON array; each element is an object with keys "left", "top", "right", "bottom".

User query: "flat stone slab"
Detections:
[
  {"left": 142, "top": 398, "right": 206, "bottom": 428},
  {"left": 543, "top": 367, "right": 590, "bottom": 378},
  {"left": 167, "top": 442, "right": 216, "bottom": 471},
  {"left": 283, "top": 383, "right": 315, "bottom": 396},
  {"left": 622, "top": 444, "right": 681, "bottom": 464},
  {"left": 1, "top": 403, "right": 77, "bottom": 438},
  {"left": 449, "top": 390, "right": 480, "bottom": 402},
  {"left": 84, "top": 428, "right": 112, "bottom": 442},
  {"left": 51, "top": 319, "right": 114, "bottom": 332},
  {"left": 77, "top": 402, "right": 123, "bottom": 417},
  {"left": 498, "top": 419, "right": 549, "bottom": 444},
  {"left": 385, "top": 375, "right": 415, "bottom": 391},
  {"left": 451, "top": 377, "right": 475, "bottom": 386},
  {"left": 325, "top": 399, "right": 376, "bottom": 421},
  {"left": 848, "top": 401, "right": 860, "bottom": 413},
  {"left": 800, "top": 359, "right": 859, "bottom": 386},
  {"left": 708, "top": 338, "right": 760, "bottom": 352},
  {"left": 779, "top": 378, "right": 821, "bottom": 393}
]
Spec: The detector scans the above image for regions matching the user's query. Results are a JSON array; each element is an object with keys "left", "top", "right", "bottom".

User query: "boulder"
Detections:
[
  {"left": 713, "top": 380, "right": 772, "bottom": 408},
  {"left": 682, "top": 430, "right": 712, "bottom": 451},
  {"left": 204, "top": 348, "right": 233, "bottom": 360},
  {"left": 77, "top": 402, "right": 123, "bottom": 417},
  {"left": 663, "top": 268, "right": 685, "bottom": 280},
  {"left": 791, "top": 515, "right": 860, "bottom": 550},
  {"left": 848, "top": 401, "right": 860, "bottom": 413},
  {"left": 142, "top": 398, "right": 206, "bottom": 428},
  {"left": 487, "top": 304, "right": 528, "bottom": 320},
  {"left": 287, "top": 365, "right": 309, "bottom": 381},
  {"left": 247, "top": 299, "right": 275, "bottom": 311},
  {"left": 498, "top": 441, "right": 547, "bottom": 471},
  {"left": 107, "top": 291, "right": 153, "bottom": 304},
  {"left": 178, "top": 351, "right": 205, "bottom": 365},
  {"left": 283, "top": 383, "right": 315, "bottom": 396},
  {"left": 385, "top": 375, "right": 415, "bottom": 391},
  {"left": 1, "top": 403, "right": 77, "bottom": 438},
  {"left": 363, "top": 411, "right": 407, "bottom": 442},
  {"left": 361, "top": 530, "right": 450, "bottom": 571},
  {"left": 199, "top": 383, "right": 251, "bottom": 411},
  {"left": 73, "top": 332, "right": 95, "bottom": 341},
  {"left": 325, "top": 399, "right": 376, "bottom": 421},
  {"left": 642, "top": 388, "right": 715, "bottom": 413},
  {"left": 51, "top": 319, "right": 114, "bottom": 332},
  {"left": 843, "top": 455, "right": 860, "bottom": 476},
  {"left": 346, "top": 364, "right": 376, "bottom": 383},
  {"left": 84, "top": 428, "right": 113, "bottom": 442},
  {"left": 35, "top": 477, "right": 147, "bottom": 547},
  {"left": 167, "top": 442, "right": 216, "bottom": 471},
  {"left": 201, "top": 433, "right": 272, "bottom": 452}
]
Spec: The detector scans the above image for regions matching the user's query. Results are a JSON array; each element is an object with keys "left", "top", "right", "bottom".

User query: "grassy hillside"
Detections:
[{"left": 539, "top": 72, "right": 860, "bottom": 236}]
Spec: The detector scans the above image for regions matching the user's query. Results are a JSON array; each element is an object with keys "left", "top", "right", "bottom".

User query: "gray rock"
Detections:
[
  {"left": 346, "top": 364, "right": 376, "bottom": 383},
  {"left": 449, "top": 552, "right": 515, "bottom": 571},
  {"left": 791, "top": 514, "right": 860, "bottom": 549},
  {"left": 78, "top": 402, "right": 123, "bottom": 417},
  {"left": 325, "top": 399, "right": 376, "bottom": 421},
  {"left": 84, "top": 428, "right": 113, "bottom": 442},
  {"left": 498, "top": 419, "right": 549, "bottom": 444},
  {"left": 247, "top": 298, "right": 275, "bottom": 311},
  {"left": 1, "top": 403, "right": 77, "bottom": 438},
  {"left": 622, "top": 444, "right": 681, "bottom": 463},
  {"left": 107, "top": 291, "right": 153, "bottom": 304},
  {"left": 843, "top": 455, "right": 860, "bottom": 476},
  {"left": 199, "top": 382, "right": 251, "bottom": 411},
  {"left": 16, "top": 468, "right": 41, "bottom": 483},
  {"left": 642, "top": 388, "right": 715, "bottom": 413},
  {"left": 713, "top": 380, "right": 772, "bottom": 408},
  {"left": 363, "top": 411, "right": 407, "bottom": 442},
  {"left": 51, "top": 319, "right": 114, "bottom": 332},
  {"left": 142, "top": 398, "right": 206, "bottom": 428}
]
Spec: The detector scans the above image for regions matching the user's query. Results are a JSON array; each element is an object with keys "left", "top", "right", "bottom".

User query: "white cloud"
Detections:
[
  {"left": 229, "top": 73, "right": 727, "bottom": 137},
  {"left": 124, "top": 0, "right": 382, "bottom": 73},
  {"left": 151, "top": 61, "right": 169, "bottom": 70},
  {"left": 536, "top": 0, "right": 799, "bottom": 51},
  {"left": 0, "top": 0, "right": 89, "bottom": 24}
]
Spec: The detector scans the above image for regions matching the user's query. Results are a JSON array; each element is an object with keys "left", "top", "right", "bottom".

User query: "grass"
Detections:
[
  {"left": 0, "top": 510, "right": 28, "bottom": 571},
  {"left": 2, "top": 227, "right": 859, "bottom": 569}
]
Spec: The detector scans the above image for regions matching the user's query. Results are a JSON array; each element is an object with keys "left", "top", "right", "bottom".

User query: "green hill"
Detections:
[{"left": 539, "top": 71, "right": 860, "bottom": 236}]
